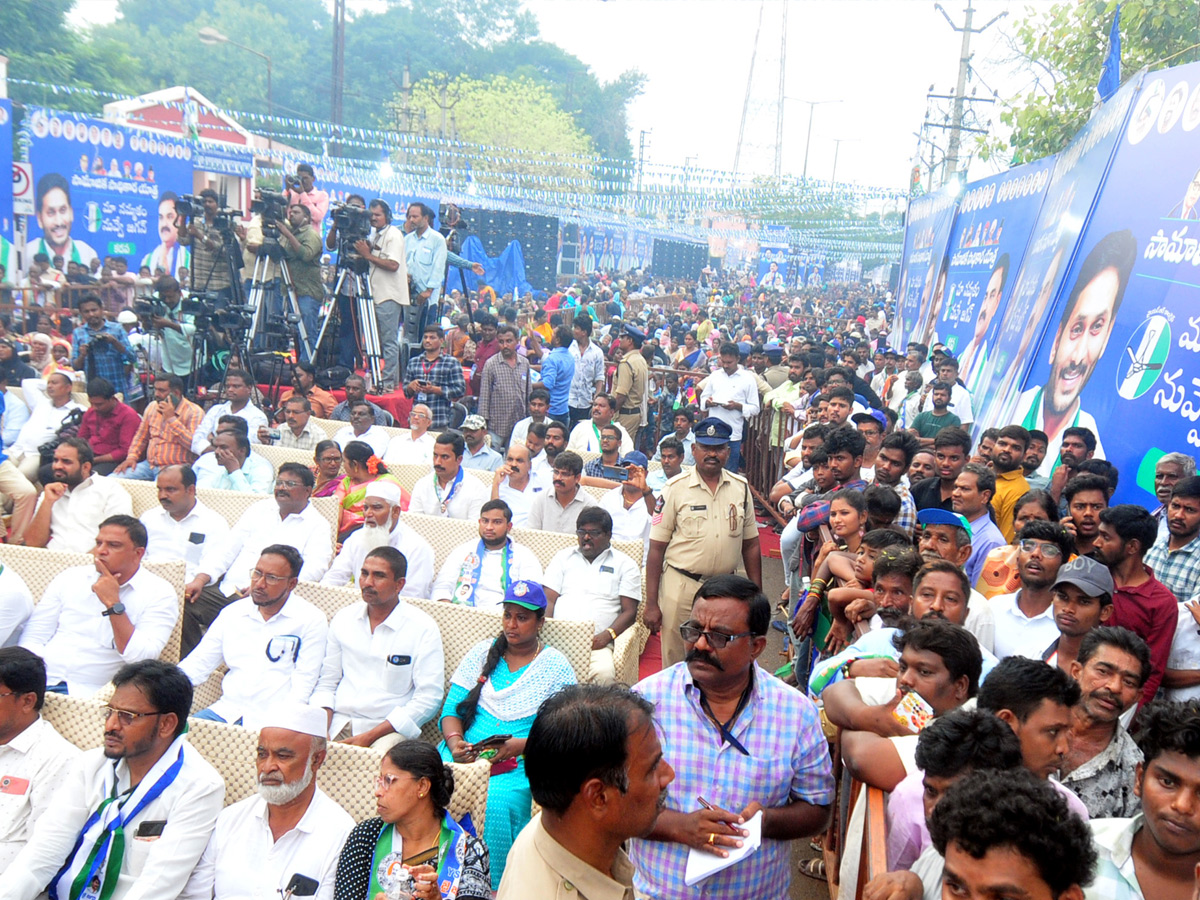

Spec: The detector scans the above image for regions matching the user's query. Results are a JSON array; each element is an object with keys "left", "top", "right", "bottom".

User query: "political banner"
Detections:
[
  {"left": 758, "top": 224, "right": 789, "bottom": 291},
  {"left": 1011, "top": 62, "right": 1200, "bottom": 503},
  {"left": 193, "top": 141, "right": 254, "bottom": 179},
  {"left": 0, "top": 99, "right": 12, "bottom": 245},
  {"left": 936, "top": 157, "right": 1054, "bottom": 396},
  {"left": 891, "top": 183, "right": 960, "bottom": 349},
  {"left": 972, "top": 74, "right": 1143, "bottom": 482},
  {"left": 631, "top": 230, "right": 653, "bottom": 270},
  {"left": 23, "top": 106, "right": 194, "bottom": 278}
]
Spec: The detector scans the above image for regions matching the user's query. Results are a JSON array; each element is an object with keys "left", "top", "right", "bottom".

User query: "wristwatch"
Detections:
[{"left": 102, "top": 602, "right": 127, "bottom": 617}]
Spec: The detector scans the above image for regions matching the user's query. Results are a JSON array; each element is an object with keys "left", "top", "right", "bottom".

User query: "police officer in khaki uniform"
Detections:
[
  {"left": 612, "top": 324, "right": 649, "bottom": 448},
  {"left": 645, "top": 417, "right": 762, "bottom": 667}
]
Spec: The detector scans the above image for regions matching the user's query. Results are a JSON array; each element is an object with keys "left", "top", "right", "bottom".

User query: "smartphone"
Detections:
[
  {"left": 601, "top": 464, "right": 629, "bottom": 482},
  {"left": 267, "top": 428, "right": 282, "bottom": 441},
  {"left": 472, "top": 733, "right": 512, "bottom": 750}
]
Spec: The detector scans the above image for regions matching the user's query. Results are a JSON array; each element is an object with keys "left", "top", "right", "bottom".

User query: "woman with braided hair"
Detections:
[{"left": 437, "top": 581, "right": 576, "bottom": 889}]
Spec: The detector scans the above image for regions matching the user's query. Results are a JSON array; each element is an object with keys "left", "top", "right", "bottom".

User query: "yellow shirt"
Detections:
[{"left": 992, "top": 467, "right": 1030, "bottom": 542}]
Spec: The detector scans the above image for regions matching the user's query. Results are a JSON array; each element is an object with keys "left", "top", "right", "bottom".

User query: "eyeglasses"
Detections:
[
  {"left": 1018, "top": 539, "right": 1064, "bottom": 559},
  {"left": 274, "top": 479, "right": 304, "bottom": 489},
  {"left": 576, "top": 528, "right": 606, "bottom": 538},
  {"left": 0, "top": 690, "right": 19, "bottom": 699},
  {"left": 101, "top": 706, "right": 162, "bottom": 727},
  {"left": 374, "top": 773, "right": 406, "bottom": 791},
  {"left": 410, "top": 412, "right": 431, "bottom": 420},
  {"left": 318, "top": 455, "right": 342, "bottom": 465},
  {"left": 679, "top": 624, "right": 754, "bottom": 649},
  {"left": 250, "top": 568, "right": 290, "bottom": 585}
]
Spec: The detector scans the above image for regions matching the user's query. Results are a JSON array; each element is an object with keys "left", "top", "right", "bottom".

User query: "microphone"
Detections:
[{"left": 280, "top": 874, "right": 319, "bottom": 900}]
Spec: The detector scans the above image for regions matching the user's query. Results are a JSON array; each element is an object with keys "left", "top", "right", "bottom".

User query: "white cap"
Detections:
[
  {"left": 117, "top": 310, "right": 139, "bottom": 324},
  {"left": 365, "top": 480, "right": 403, "bottom": 507},
  {"left": 253, "top": 704, "right": 329, "bottom": 739}
]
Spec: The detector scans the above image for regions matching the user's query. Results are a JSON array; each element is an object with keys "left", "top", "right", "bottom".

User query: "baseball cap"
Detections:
[
  {"left": 504, "top": 580, "right": 547, "bottom": 611},
  {"left": 851, "top": 409, "right": 888, "bottom": 430},
  {"left": 622, "top": 450, "right": 649, "bottom": 468},
  {"left": 1053, "top": 556, "right": 1114, "bottom": 599},
  {"left": 917, "top": 508, "right": 973, "bottom": 540},
  {"left": 461, "top": 414, "right": 487, "bottom": 431}
]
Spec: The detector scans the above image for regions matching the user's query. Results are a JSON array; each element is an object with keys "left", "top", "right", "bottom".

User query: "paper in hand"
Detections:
[{"left": 683, "top": 810, "right": 764, "bottom": 887}]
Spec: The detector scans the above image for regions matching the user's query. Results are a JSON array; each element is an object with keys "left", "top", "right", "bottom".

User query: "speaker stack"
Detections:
[
  {"left": 652, "top": 239, "right": 708, "bottom": 279},
  {"left": 459, "top": 207, "right": 560, "bottom": 292}
]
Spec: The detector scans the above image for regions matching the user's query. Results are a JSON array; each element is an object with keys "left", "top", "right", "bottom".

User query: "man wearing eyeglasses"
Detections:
[
  {"left": 628, "top": 574, "right": 833, "bottom": 900},
  {"left": 19, "top": 516, "right": 179, "bottom": 696},
  {"left": 2, "top": 660, "right": 225, "bottom": 900},
  {"left": 988, "top": 520, "right": 1074, "bottom": 660},
  {"left": 183, "top": 463, "right": 333, "bottom": 656},
  {"left": 381, "top": 403, "right": 435, "bottom": 466},
  {"left": 179, "top": 546, "right": 328, "bottom": 725},
  {"left": 542, "top": 507, "right": 641, "bottom": 684}
]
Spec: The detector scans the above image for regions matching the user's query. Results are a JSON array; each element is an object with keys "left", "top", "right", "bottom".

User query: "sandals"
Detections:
[{"left": 798, "top": 857, "right": 827, "bottom": 880}]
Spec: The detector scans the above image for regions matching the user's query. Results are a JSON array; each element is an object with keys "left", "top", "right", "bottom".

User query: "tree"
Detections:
[{"left": 989, "top": 0, "right": 1200, "bottom": 163}]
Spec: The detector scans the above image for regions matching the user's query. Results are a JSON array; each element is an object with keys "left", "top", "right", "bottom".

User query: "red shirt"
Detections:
[
  {"left": 1109, "top": 566, "right": 1179, "bottom": 707},
  {"left": 77, "top": 402, "right": 142, "bottom": 462}
]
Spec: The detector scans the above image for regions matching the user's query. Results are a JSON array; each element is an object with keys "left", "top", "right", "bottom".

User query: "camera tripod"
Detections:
[
  {"left": 316, "top": 265, "right": 385, "bottom": 388},
  {"left": 245, "top": 248, "right": 314, "bottom": 364}
]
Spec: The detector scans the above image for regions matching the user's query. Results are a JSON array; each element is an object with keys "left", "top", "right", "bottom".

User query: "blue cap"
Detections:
[
  {"left": 854, "top": 393, "right": 869, "bottom": 408},
  {"left": 504, "top": 580, "right": 547, "bottom": 611},
  {"left": 737, "top": 341, "right": 752, "bottom": 356},
  {"left": 622, "top": 323, "right": 647, "bottom": 345},
  {"left": 622, "top": 450, "right": 649, "bottom": 468},
  {"left": 693, "top": 417, "right": 733, "bottom": 445},
  {"left": 917, "top": 508, "right": 973, "bottom": 539},
  {"left": 852, "top": 409, "right": 888, "bottom": 430}
]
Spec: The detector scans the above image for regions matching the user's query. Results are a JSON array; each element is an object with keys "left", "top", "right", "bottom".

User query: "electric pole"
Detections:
[
  {"left": 773, "top": 0, "right": 789, "bottom": 178},
  {"left": 936, "top": 0, "right": 1005, "bottom": 180},
  {"left": 638, "top": 129, "right": 652, "bottom": 199},
  {"left": 331, "top": 0, "right": 345, "bottom": 129}
]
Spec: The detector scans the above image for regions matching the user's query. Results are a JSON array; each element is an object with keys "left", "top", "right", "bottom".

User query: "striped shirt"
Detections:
[{"left": 126, "top": 398, "right": 203, "bottom": 468}]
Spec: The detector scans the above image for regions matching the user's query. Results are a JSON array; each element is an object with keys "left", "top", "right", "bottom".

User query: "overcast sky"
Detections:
[{"left": 73, "top": 0, "right": 1061, "bottom": 190}]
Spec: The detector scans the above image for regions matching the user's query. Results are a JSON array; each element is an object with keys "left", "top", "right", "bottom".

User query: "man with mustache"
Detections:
[
  {"left": 1012, "top": 230, "right": 1137, "bottom": 480},
  {"left": 408, "top": 431, "right": 489, "bottom": 521},
  {"left": 182, "top": 705, "right": 354, "bottom": 900},
  {"left": 527, "top": 450, "right": 597, "bottom": 534},
  {"left": 139, "top": 190, "right": 190, "bottom": 281},
  {"left": 628, "top": 575, "right": 833, "bottom": 900},
  {"left": 502, "top": 684, "right": 676, "bottom": 899},
  {"left": 988, "top": 520, "right": 1073, "bottom": 660},
  {"left": 320, "top": 482, "right": 434, "bottom": 597}
]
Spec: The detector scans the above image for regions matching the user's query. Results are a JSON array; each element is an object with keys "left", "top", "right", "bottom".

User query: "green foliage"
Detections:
[{"left": 990, "top": 0, "right": 1200, "bottom": 163}]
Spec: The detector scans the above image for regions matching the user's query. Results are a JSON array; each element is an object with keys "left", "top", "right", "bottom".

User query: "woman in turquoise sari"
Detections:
[{"left": 438, "top": 581, "right": 577, "bottom": 890}]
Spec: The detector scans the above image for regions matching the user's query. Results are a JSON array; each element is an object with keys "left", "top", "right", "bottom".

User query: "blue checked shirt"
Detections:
[
  {"left": 1144, "top": 533, "right": 1200, "bottom": 602},
  {"left": 630, "top": 662, "right": 834, "bottom": 900},
  {"left": 874, "top": 479, "right": 917, "bottom": 536},
  {"left": 405, "top": 351, "right": 466, "bottom": 428},
  {"left": 72, "top": 321, "right": 135, "bottom": 394}
]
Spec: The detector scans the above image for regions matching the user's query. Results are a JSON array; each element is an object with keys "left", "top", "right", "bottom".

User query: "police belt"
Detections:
[
  {"left": 619, "top": 407, "right": 641, "bottom": 415},
  {"left": 669, "top": 564, "right": 725, "bottom": 583}
]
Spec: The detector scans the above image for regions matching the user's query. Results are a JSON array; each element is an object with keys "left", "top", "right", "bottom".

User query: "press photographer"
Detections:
[
  {"left": 72, "top": 293, "right": 137, "bottom": 396},
  {"left": 177, "top": 189, "right": 239, "bottom": 308},
  {"left": 325, "top": 194, "right": 369, "bottom": 369},
  {"left": 274, "top": 204, "right": 324, "bottom": 362},
  {"left": 137, "top": 276, "right": 196, "bottom": 379},
  {"left": 283, "top": 163, "right": 330, "bottom": 232},
  {"left": 354, "top": 200, "right": 409, "bottom": 392}
]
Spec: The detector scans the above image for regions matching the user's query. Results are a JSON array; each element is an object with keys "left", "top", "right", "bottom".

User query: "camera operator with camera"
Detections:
[
  {"left": 325, "top": 194, "right": 367, "bottom": 369},
  {"left": 283, "top": 163, "right": 329, "bottom": 233},
  {"left": 177, "top": 189, "right": 236, "bottom": 308},
  {"left": 72, "top": 293, "right": 137, "bottom": 397},
  {"left": 275, "top": 204, "right": 324, "bottom": 362},
  {"left": 351, "top": 199, "right": 409, "bottom": 393},
  {"left": 142, "top": 276, "right": 197, "bottom": 379}
]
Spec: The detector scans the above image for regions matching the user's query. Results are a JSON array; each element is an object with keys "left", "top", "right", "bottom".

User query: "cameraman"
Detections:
[
  {"left": 283, "top": 163, "right": 329, "bottom": 232},
  {"left": 403, "top": 202, "right": 447, "bottom": 342},
  {"left": 275, "top": 204, "right": 324, "bottom": 363},
  {"left": 353, "top": 199, "right": 409, "bottom": 393},
  {"left": 178, "top": 188, "right": 235, "bottom": 308},
  {"left": 325, "top": 193, "right": 367, "bottom": 370},
  {"left": 72, "top": 293, "right": 136, "bottom": 396},
  {"left": 147, "top": 276, "right": 197, "bottom": 379}
]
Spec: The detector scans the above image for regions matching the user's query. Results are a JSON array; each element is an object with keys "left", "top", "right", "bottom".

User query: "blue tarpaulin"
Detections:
[{"left": 450, "top": 235, "right": 533, "bottom": 298}]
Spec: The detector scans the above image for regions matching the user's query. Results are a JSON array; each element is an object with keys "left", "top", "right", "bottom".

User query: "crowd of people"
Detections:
[{"left": 0, "top": 219, "right": 1196, "bottom": 900}]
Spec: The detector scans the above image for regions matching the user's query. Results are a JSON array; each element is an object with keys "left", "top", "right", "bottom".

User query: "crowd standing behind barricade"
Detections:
[{"left": 2, "top": 183, "right": 1200, "bottom": 900}]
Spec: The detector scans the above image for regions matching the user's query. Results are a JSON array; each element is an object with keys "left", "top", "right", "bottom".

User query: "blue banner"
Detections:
[
  {"left": 0, "top": 99, "right": 12, "bottom": 245},
  {"left": 193, "top": 141, "right": 254, "bottom": 178},
  {"left": 758, "top": 224, "right": 789, "bottom": 291},
  {"left": 892, "top": 184, "right": 960, "bottom": 349},
  {"left": 24, "top": 107, "right": 194, "bottom": 277},
  {"left": 937, "top": 158, "right": 1054, "bottom": 395}
]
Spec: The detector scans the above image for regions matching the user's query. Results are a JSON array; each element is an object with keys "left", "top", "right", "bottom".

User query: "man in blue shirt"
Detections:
[
  {"left": 403, "top": 202, "right": 447, "bottom": 344},
  {"left": 538, "top": 325, "right": 576, "bottom": 424},
  {"left": 72, "top": 293, "right": 136, "bottom": 395}
]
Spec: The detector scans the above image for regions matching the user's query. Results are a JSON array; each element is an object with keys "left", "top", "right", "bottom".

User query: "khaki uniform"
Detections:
[
  {"left": 613, "top": 352, "right": 648, "bottom": 447},
  {"left": 650, "top": 466, "right": 758, "bottom": 666},
  {"left": 498, "top": 814, "right": 635, "bottom": 900}
]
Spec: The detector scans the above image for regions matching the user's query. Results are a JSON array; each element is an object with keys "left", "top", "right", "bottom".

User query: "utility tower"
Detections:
[{"left": 935, "top": 0, "right": 1005, "bottom": 179}]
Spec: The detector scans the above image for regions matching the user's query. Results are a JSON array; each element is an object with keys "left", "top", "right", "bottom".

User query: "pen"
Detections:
[{"left": 697, "top": 796, "right": 715, "bottom": 810}]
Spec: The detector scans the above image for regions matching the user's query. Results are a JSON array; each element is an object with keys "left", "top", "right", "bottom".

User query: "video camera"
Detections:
[
  {"left": 250, "top": 190, "right": 290, "bottom": 226},
  {"left": 331, "top": 202, "right": 372, "bottom": 275}
]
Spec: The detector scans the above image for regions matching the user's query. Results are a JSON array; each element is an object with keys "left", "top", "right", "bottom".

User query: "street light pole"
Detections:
[
  {"left": 198, "top": 27, "right": 274, "bottom": 147},
  {"left": 785, "top": 97, "right": 842, "bottom": 182}
]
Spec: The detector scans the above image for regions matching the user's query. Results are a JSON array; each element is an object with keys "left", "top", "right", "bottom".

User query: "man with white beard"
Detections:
[
  {"left": 181, "top": 705, "right": 353, "bottom": 900},
  {"left": 320, "top": 481, "right": 435, "bottom": 598}
]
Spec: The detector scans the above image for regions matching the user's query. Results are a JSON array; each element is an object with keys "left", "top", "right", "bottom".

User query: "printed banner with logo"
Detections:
[
  {"left": 0, "top": 99, "right": 13, "bottom": 245},
  {"left": 23, "top": 106, "right": 194, "bottom": 277},
  {"left": 757, "top": 224, "right": 789, "bottom": 291},
  {"left": 891, "top": 183, "right": 960, "bottom": 349}
]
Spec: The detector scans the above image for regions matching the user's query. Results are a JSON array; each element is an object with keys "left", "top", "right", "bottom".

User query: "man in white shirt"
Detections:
[
  {"left": 193, "top": 431, "right": 275, "bottom": 494},
  {"left": 699, "top": 341, "right": 761, "bottom": 471},
  {"left": 20, "top": 515, "right": 180, "bottom": 695},
  {"left": 0, "top": 647, "right": 81, "bottom": 872},
  {"left": 567, "top": 394, "right": 633, "bottom": 455},
  {"left": 0, "top": 660, "right": 225, "bottom": 900},
  {"left": 0, "top": 557, "right": 34, "bottom": 648},
  {"left": 542, "top": 507, "right": 641, "bottom": 684},
  {"left": 332, "top": 401, "right": 391, "bottom": 458},
  {"left": 597, "top": 451, "right": 655, "bottom": 546},
  {"left": 313, "top": 546, "right": 445, "bottom": 748},
  {"left": 491, "top": 441, "right": 548, "bottom": 527},
  {"left": 184, "top": 463, "right": 333, "bottom": 656},
  {"left": 180, "top": 545, "right": 328, "bottom": 725},
  {"left": 0, "top": 375, "right": 31, "bottom": 450},
  {"left": 567, "top": 313, "right": 607, "bottom": 428},
  {"left": 190, "top": 369, "right": 269, "bottom": 455},
  {"left": 139, "top": 465, "right": 225, "bottom": 581},
  {"left": 510, "top": 387, "right": 551, "bottom": 448},
  {"left": 382, "top": 404, "right": 436, "bottom": 466},
  {"left": 432, "top": 499, "right": 543, "bottom": 610},
  {"left": 24, "top": 436, "right": 133, "bottom": 552},
  {"left": 988, "top": 520, "right": 1074, "bottom": 660},
  {"left": 320, "top": 481, "right": 434, "bottom": 597},
  {"left": 8, "top": 374, "right": 84, "bottom": 481},
  {"left": 408, "top": 431, "right": 489, "bottom": 520},
  {"left": 181, "top": 705, "right": 354, "bottom": 900},
  {"left": 355, "top": 199, "right": 410, "bottom": 392},
  {"left": 527, "top": 450, "right": 598, "bottom": 534},
  {"left": 526, "top": 422, "right": 554, "bottom": 482}
]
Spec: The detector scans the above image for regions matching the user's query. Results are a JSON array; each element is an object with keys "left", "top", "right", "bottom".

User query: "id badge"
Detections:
[{"left": 416, "top": 392, "right": 428, "bottom": 403}]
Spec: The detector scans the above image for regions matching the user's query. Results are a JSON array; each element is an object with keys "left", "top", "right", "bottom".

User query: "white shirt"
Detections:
[
  {"left": 190, "top": 401, "right": 269, "bottom": 455},
  {"left": 543, "top": 545, "right": 641, "bottom": 632},
  {"left": 198, "top": 500, "right": 333, "bottom": 594},
  {"left": 11, "top": 378, "right": 84, "bottom": 455},
  {"left": 599, "top": 486, "right": 652, "bottom": 546},
  {"left": 333, "top": 424, "right": 390, "bottom": 458},
  {"left": 382, "top": 431, "right": 435, "bottom": 466},
  {"left": 1, "top": 736, "right": 225, "bottom": 900},
  {"left": 0, "top": 717, "right": 81, "bottom": 872},
  {"left": 37, "top": 474, "right": 134, "bottom": 554},
  {"left": 530, "top": 450, "right": 552, "bottom": 482},
  {"left": 989, "top": 590, "right": 1059, "bottom": 660},
  {"left": 497, "top": 473, "right": 549, "bottom": 527},
  {"left": 178, "top": 593, "right": 329, "bottom": 724},
  {"left": 1166, "top": 603, "right": 1200, "bottom": 702},
  {"left": 408, "top": 470, "right": 489, "bottom": 521},
  {"left": 139, "top": 499, "right": 227, "bottom": 581},
  {"left": 366, "top": 224, "right": 411, "bottom": 305},
  {"left": 510, "top": 416, "right": 550, "bottom": 447},
  {"left": 19, "top": 565, "right": 179, "bottom": 695},
  {"left": 431, "top": 538, "right": 544, "bottom": 610},
  {"left": 698, "top": 367, "right": 761, "bottom": 440},
  {"left": 311, "top": 599, "right": 445, "bottom": 738},
  {"left": 947, "top": 382, "right": 974, "bottom": 424},
  {"left": 182, "top": 789, "right": 354, "bottom": 900},
  {"left": 0, "top": 563, "right": 34, "bottom": 647},
  {"left": 320, "top": 521, "right": 435, "bottom": 598},
  {"left": 1, "top": 389, "right": 30, "bottom": 448},
  {"left": 567, "top": 420, "right": 634, "bottom": 455}
]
